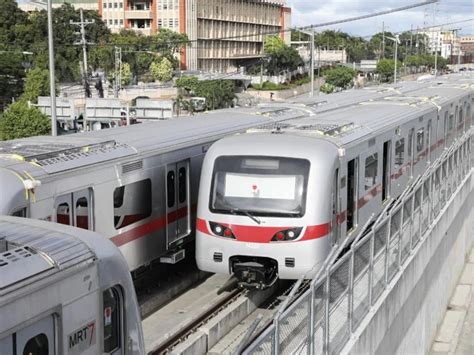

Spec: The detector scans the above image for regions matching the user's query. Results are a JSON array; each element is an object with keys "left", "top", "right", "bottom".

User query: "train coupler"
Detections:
[{"left": 231, "top": 257, "right": 278, "bottom": 290}]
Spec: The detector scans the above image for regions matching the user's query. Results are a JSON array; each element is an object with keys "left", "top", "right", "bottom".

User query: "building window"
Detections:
[
  {"left": 113, "top": 179, "right": 152, "bottom": 229},
  {"left": 365, "top": 153, "right": 378, "bottom": 190},
  {"left": 119, "top": 2, "right": 122, "bottom": 8},
  {"left": 108, "top": 2, "right": 112, "bottom": 8},
  {"left": 120, "top": 19, "right": 123, "bottom": 25},
  {"left": 158, "top": 19, "right": 162, "bottom": 27},
  {"left": 114, "top": 2, "right": 117, "bottom": 8},
  {"left": 103, "top": 2, "right": 107, "bottom": 8},
  {"left": 114, "top": 19, "right": 118, "bottom": 25}
]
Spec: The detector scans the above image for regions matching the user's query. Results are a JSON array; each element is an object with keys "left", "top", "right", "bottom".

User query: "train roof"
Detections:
[
  {"left": 0, "top": 106, "right": 306, "bottom": 175},
  {"left": 0, "top": 217, "right": 97, "bottom": 297}
]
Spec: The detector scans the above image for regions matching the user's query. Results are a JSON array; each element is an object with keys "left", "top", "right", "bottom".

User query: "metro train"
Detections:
[
  {"left": 0, "top": 216, "right": 144, "bottom": 355},
  {"left": 0, "top": 107, "right": 309, "bottom": 272},
  {"left": 196, "top": 76, "right": 474, "bottom": 288},
  {"left": 0, "top": 79, "right": 434, "bottom": 273}
]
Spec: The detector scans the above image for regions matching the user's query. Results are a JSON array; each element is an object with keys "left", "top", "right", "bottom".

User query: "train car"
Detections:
[
  {"left": 196, "top": 78, "right": 473, "bottom": 288},
  {"left": 0, "top": 107, "right": 307, "bottom": 272},
  {"left": 0, "top": 216, "right": 144, "bottom": 354}
]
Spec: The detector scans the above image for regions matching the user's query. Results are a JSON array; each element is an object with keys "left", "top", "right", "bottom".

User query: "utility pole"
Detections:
[
  {"left": 382, "top": 21, "right": 385, "bottom": 59},
  {"left": 415, "top": 27, "right": 419, "bottom": 56},
  {"left": 114, "top": 46, "right": 122, "bottom": 98},
  {"left": 300, "top": 28, "right": 315, "bottom": 97},
  {"left": 410, "top": 25, "right": 413, "bottom": 56},
  {"left": 46, "top": 0, "right": 57, "bottom": 136},
  {"left": 71, "top": 9, "right": 94, "bottom": 98}
]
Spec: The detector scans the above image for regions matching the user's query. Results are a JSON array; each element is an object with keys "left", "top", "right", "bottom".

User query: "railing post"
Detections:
[
  {"left": 323, "top": 270, "right": 330, "bottom": 355},
  {"left": 309, "top": 284, "right": 315, "bottom": 355},
  {"left": 273, "top": 318, "right": 279, "bottom": 355},
  {"left": 348, "top": 247, "right": 355, "bottom": 334},
  {"left": 384, "top": 216, "right": 392, "bottom": 286},
  {"left": 398, "top": 203, "right": 404, "bottom": 268},
  {"left": 368, "top": 230, "right": 375, "bottom": 307}
]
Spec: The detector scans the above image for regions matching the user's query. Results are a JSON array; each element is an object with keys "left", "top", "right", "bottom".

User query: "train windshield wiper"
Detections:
[{"left": 230, "top": 207, "right": 261, "bottom": 225}]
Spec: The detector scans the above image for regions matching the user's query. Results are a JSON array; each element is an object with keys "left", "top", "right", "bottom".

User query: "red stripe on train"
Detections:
[{"left": 196, "top": 218, "right": 330, "bottom": 243}]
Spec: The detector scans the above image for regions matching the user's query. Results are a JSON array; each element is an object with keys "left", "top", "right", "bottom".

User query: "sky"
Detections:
[{"left": 286, "top": 0, "right": 474, "bottom": 37}]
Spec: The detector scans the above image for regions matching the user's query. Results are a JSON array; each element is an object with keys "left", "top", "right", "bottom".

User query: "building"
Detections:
[
  {"left": 19, "top": 0, "right": 98, "bottom": 12},
  {"left": 99, "top": 0, "right": 292, "bottom": 72},
  {"left": 293, "top": 42, "right": 347, "bottom": 67},
  {"left": 460, "top": 36, "right": 474, "bottom": 55},
  {"left": 420, "top": 27, "right": 464, "bottom": 59},
  {"left": 18, "top": 0, "right": 291, "bottom": 73}
]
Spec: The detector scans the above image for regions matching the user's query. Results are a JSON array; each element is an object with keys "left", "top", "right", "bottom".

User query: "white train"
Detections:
[
  {"left": 0, "top": 108, "right": 308, "bottom": 271},
  {"left": 196, "top": 76, "right": 473, "bottom": 288},
  {"left": 0, "top": 216, "right": 144, "bottom": 354}
]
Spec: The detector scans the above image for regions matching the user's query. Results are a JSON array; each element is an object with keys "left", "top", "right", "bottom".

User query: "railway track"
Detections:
[{"left": 150, "top": 288, "right": 246, "bottom": 354}]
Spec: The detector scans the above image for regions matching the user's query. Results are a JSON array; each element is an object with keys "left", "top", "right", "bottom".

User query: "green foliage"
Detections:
[
  {"left": 323, "top": 66, "right": 356, "bottom": 88},
  {"left": 0, "top": 51, "right": 26, "bottom": 108},
  {"left": 251, "top": 81, "right": 291, "bottom": 91},
  {"left": 0, "top": 101, "right": 51, "bottom": 140},
  {"left": 320, "top": 83, "right": 335, "bottom": 94},
  {"left": 121, "top": 63, "right": 132, "bottom": 86},
  {"left": 263, "top": 35, "right": 304, "bottom": 76},
  {"left": 376, "top": 59, "right": 401, "bottom": 82},
  {"left": 176, "top": 76, "right": 235, "bottom": 110},
  {"left": 150, "top": 57, "right": 173, "bottom": 82},
  {"left": 21, "top": 68, "right": 50, "bottom": 103}
]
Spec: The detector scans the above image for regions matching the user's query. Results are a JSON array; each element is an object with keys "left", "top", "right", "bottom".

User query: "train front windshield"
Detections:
[{"left": 210, "top": 156, "right": 309, "bottom": 217}]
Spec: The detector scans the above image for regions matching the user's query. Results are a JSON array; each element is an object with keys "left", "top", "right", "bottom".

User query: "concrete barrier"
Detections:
[{"left": 343, "top": 171, "right": 474, "bottom": 354}]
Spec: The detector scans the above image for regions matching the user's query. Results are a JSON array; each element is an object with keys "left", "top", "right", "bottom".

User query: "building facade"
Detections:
[{"left": 99, "top": 0, "right": 292, "bottom": 72}]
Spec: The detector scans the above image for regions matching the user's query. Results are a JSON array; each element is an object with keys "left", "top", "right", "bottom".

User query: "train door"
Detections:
[
  {"left": 382, "top": 140, "right": 391, "bottom": 202},
  {"left": 166, "top": 160, "right": 190, "bottom": 246},
  {"left": 346, "top": 158, "right": 358, "bottom": 232},
  {"left": 331, "top": 169, "right": 341, "bottom": 245},
  {"left": 54, "top": 188, "right": 94, "bottom": 230},
  {"left": 15, "top": 315, "right": 55, "bottom": 355}
]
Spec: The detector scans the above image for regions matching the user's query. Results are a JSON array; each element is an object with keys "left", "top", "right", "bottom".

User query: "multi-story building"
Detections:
[
  {"left": 460, "top": 36, "right": 474, "bottom": 55},
  {"left": 101, "top": 0, "right": 291, "bottom": 72},
  {"left": 19, "top": 0, "right": 291, "bottom": 73}
]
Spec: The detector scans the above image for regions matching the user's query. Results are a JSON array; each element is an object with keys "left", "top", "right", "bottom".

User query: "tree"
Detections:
[
  {"left": 121, "top": 63, "right": 132, "bottom": 86},
  {"left": 324, "top": 66, "right": 356, "bottom": 88},
  {"left": 150, "top": 57, "right": 173, "bottom": 82},
  {"left": 176, "top": 76, "right": 235, "bottom": 110},
  {"left": 376, "top": 59, "right": 401, "bottom": 82},
  {"left": 0, "top": 51, "right": 26, "bottom": 108},
  {"left": 0, "top": 101, "right": 50, "bottom": 140},
  {"left": 263, "top": 35, "right": 303, "bottom": 76},
  {"left": 21, "top": 67, "right": 51, "bottom": 103}
]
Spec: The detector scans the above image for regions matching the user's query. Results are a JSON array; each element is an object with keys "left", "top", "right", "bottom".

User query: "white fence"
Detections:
[{"left": 244, "top": 129, "right": 472, "bottom": 355}]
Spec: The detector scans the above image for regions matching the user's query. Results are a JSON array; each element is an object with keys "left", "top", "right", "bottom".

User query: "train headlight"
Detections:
[
  {"left": 209, "top": 222, "right": 235, "bottom": 239},
  {"left": 271, "top": 227, "right": 302, "bottom": 242}
]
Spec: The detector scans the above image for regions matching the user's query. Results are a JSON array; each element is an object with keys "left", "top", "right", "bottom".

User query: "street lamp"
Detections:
[
  {"left": 387, "top": 35, "right": 400, "bottom": 84},
  {"left": 300, "top": 28, "right": 315, "bottom": 97},
  {"left": 31, "top": 0, "right": 57, "bottom": 136}
]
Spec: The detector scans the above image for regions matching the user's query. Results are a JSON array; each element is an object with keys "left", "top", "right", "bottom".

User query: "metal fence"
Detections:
[{"left": 244, "top": 130, "right": 472, "bottom": 355}]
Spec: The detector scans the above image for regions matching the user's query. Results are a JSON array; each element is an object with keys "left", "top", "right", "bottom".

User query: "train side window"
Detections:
[
  {"left": 56, "top": 202, "right": 71, "bottom": 225},
  {"left": 408, "top": 128, "right": 414, "bottom": 158},
  {"left": 364, "top": 153, "right": 378, "bottom": 190},
  {"left": 75, "top": 197, "right": 89, "bottom": 230},
  {"left": 113, "top": 179, "right": 152, "bottom": 229},
  {"left": 394, "top": 138, "right": 405, "bottom": 169},
  {"left": 167, "top": 171, "right": 175, "bottom": 208},
  {"left": 23, "top": 333, "right": 49, "bottom": 355},
  {"left": 178, "top": 167, "right": 187, "bottom": 204},
  {"left": 103, "top": 287, "right": 122, "bottom": 353},
  {"left": 11, "top": 207, "right": 27, "bottom": 217},
  {"left": 416, "top": 128, "right": 424, "bottom": 153},
  {"left": 448, "top": 113, "right": 454, "bottom": 132}
]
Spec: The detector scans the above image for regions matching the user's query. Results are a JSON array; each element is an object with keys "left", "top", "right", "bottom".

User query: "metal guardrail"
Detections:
[{"left": 244, "top": 129, "right": 473, "bottom": 355}]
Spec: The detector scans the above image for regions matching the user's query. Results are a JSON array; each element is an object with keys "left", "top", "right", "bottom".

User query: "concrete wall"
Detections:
[{"left": 343, "top": 171, "right": 474, "bottom": 354}]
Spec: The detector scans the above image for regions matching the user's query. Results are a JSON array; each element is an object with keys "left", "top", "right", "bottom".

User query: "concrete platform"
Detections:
[{"left": 430, "top": 247, "right": 473, "bottom": 355}]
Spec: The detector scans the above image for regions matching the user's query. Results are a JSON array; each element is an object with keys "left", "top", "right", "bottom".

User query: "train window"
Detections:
[
  {"left": 56, "top": 202, "right": 71, "bottom": 225},
  {"left": 75, "top": 197, "right": 89, "bottom": 230},
  {"left": 394, "top": 138, "right": 405, "bottom": 169},
  {"left": 178, "top": 167, "right": 187, "bottom": 204},
  {"left": 103, "top": 287, "right": 122, "bottom": 353},
  {"left": 167, "top": 171, "right": 175, "bottom": 208},
  {"left": 364, "top": 153, "right": 378, "bottom": 190},
  {"left": 448, "top": 113, "right": 454, "bottom": 132},
  {"left": 408, "top": 128, "right": 414, "bottom": 158},
  {"left": 23, "top": 334, "right": 49, "bottom": 355},
  {"left": 11, "top": 207, "right": 27, "bottom": 217},
  {"left": 113, "top": 179, "right": 152, "bottom": 229},
  {"left": 416, "top": 128, "right": 424, "bottom": 153},
  {"left": 459, "top": 108, "right": 464, "bottom": 127}
]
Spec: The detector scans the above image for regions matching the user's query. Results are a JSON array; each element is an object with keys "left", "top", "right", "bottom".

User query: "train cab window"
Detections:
[
  {"left": 113, "top": 179, "right": 152, "bottom": 229},
  {"left": 167, "top": 171, "right": 175, "bottom": 208},
  {"left": 178, "top": 167, "right": 187, "bottom": 204},
  {"left": 23, "top": 333, "right": 49, "bottom": 355},
  {"left": 394, "top": 138, "right": 405, "bottom": 169},
  {"left": 103, "top": 287, "right": 122, "bottom": 353},
  {"left": 416, "top": 128, "right": 424, "bottom": 153},
  {"left": 364, "top": 153, "right": 378, "bottom": 190},
  {"left": 56, "top": 202, "right": 71, "bottom": 225}
]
